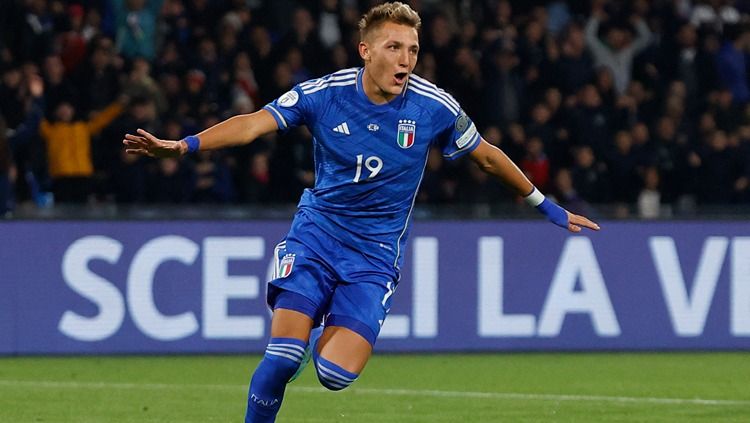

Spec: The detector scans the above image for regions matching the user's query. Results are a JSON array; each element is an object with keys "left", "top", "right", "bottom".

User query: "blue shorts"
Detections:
[{"left": 266, "top": 209, "right": 398, "bottom": 346}]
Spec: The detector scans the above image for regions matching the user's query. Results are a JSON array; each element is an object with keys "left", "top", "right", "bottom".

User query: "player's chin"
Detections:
[
  {"left": 387, "top": 85, "right": 404, "bottom": 95},
  {"left": 388, "top": 80, "right": 407, "bottom": 94}
]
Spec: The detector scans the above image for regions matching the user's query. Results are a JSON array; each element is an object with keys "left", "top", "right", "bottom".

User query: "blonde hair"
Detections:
[{"left": 358, "top": 2, "right": 421, "bottom": 41}]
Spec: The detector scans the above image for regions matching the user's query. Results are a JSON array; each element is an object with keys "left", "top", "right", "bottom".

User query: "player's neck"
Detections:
[{"left": 361, "top": 67, "right": 398, "bottom": 105}]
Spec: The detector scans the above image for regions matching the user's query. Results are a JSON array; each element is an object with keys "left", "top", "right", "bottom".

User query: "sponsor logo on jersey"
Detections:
[
  {"left": 368, "top": 123, "right": 380, "bottom": 132},
  {"left": 397, "top": 119, "right": 416, "bottom": 148},
  {"left": 333, "top": 122, "right": 350, "bottom": 135},
  {"left": 279, "top": 253, "right": 295, "bottom": 278},
  {"left": 278, "top": 90, "right": 299, "bottom": 107}
]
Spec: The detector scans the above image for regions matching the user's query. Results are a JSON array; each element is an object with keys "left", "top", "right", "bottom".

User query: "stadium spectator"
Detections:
[
  {"left": 57, "top": 4, "right": 88, "bottom": 73},
  {"left": 693, "top": 129, "right": 744, "bottom": 203},
  {"left": 318, "top": 0, "right": 343, "bottom": 49},
  {"left": 571, "top": 145, "right": 610, "bottom": 203},
  {"left": 16, "top": 0, "right": 55, "bottom": 62},
  {"left": 42, "top": 54, "right": 78, "bottom": 117},
  {"left": 584, "top": 1, "right": 652, "bottom": 94},
  {"left": 651, "top": 115, "right": 692, "bottom": 204},
  {"left": 191, "top": 150, "right": 235, "bottom": 203},
  {"left": 551, "top": 166, "right": 592, "bottom": 216},
  {"left": 123, "top": 57, "right": 168, "bottom": 115},
  {"left": 146, "top": 156, "right": 192, "bottom": 203},
  {"left": 73, "top": 37, "right": 122, "bottom": 114},
  {"left": 606, "top": 130, "right": 641, "bottom": 204},
  {"left": 660, "top": 22, "right": 702, "bottom": 108},
  {"left": 638, "top": 165, "right": 663, "bottom": 218},
  {"left": 113, "top": 0, "right": 163, "bottom": 60},
  {"left": 39, "top": 95, "right": 126, "bottom": 203},
  {"left": 278, "top": 8, "right": 326, "bottom": 76},
  {"left": 241, "top": 149, "right": 272, "bottom": 203},
  {"left": 483, "top": 44, "right": 524, "bottom": 127},
  {"left": 570, "top": 84, "right": 613, "bottom": 155},
  {"left": 111, "top": 148, "right": 146, "bottom": 203},
  {"left": 520, "top": 136, "right": 551, "bottom": 192},
  {"left": 0, "top": 75, "right": 44, "bottom": 216},
  {"left": 0, "top": 65, "right": 26, "bottom": 129},
  {"left": 554, "top": 23, "right": 595, "bottom": 96},
  {"left": 715, "top": 23, "right": 750, "bottom": 104},
  {"left": 231, "top": 52, "right": 262, "bottom": 113}
]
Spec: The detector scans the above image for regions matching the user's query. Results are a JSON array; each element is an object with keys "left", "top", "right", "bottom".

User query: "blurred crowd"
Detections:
[{"left": 3, "top": 0, "right": 750, "bottom": 218}]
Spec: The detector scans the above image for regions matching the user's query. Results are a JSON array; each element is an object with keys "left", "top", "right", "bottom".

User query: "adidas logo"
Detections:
[{"left": 333, "top": 122, "right": 350, "bottom": 135}]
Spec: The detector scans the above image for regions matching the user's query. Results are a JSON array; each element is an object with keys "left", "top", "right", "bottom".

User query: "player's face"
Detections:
[{"left": 360, "top": 21, "right": 419, "bottom": 104}]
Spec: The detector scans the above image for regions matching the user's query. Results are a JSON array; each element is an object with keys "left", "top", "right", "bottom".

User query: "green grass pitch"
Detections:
[{"left": 1, "top": 352, "right": 749, "bottom": 422}]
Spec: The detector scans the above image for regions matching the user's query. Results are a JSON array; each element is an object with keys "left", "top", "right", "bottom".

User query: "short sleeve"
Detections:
[
  {"left": 433, "top": 109, "right": 481, "bottom": 160},
  {"left": 262, "top": 86, "right": 312, "bottom": 133}
]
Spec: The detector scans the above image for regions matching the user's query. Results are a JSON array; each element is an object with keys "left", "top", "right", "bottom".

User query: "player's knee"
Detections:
[{"left": 314, "top": 355, "right": 359, "bottom": 391}]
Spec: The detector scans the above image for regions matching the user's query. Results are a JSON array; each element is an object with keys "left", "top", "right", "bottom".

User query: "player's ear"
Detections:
[{"left": 358, "top": 42, "right": 370, "bottom": 62}]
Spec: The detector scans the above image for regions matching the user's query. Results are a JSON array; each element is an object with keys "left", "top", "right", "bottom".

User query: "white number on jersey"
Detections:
[{"left": 352, "top": 154, "right": 383, "bottom": 183}]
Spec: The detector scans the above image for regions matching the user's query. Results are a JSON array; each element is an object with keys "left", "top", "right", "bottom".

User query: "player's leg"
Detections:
[
  {"left": 245, "top": 225, "right": 335, "bottom": 422},
  {"left": 311, "top": 280, "right": 392, "bottom": 391},
  {"left": 288, "top": 322, "right": 323, "bottom": 383},
  {"left": 245, "top": 215, "right": 334, "bottom": 423},
  {"left": 313, "top": 325, "right": 372, "bottom": 390},
  {"left": 245, "top": 307, "right": 314, "bottom": 423}
]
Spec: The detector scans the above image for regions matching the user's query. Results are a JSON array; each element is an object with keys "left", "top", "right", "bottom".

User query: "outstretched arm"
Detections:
[
  {"left": 123, "top": 109, "right": 279, "bottom": 158},
  {"left": 469, "top": 139, "right": 600, "bottom": 233},
  {"left": 584, "top": 15, "right": 611, "bottom": 64},
  {"left": 628, "top": 17, "right": 652, "bottom": 55}
]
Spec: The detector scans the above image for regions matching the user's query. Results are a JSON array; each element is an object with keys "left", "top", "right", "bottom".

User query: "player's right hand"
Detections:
[
  {"left": 566, "top": 211, "right": 600, "bottom": 233},
  {"left": 123, "top": 128, "right": 186, "bottom": 158}
]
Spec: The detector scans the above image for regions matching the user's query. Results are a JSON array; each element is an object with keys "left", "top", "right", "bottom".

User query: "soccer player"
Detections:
[{"left": 123, "top": 3, "right": 600, "bottom": 422}]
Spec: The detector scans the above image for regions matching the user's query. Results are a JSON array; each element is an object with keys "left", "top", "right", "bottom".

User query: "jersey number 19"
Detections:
[{"left": 352, "top": 154, "right": 383, "bottom": 183}]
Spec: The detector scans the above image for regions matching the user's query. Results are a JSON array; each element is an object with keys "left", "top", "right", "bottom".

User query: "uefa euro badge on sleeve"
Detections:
[
  {"left": 397, "top": 119, "right": 416, "bottom": 149},
  {"left": 278, "top": 91, "right": 299, "bottom": 107},
  {"left": 455, "top": 111, "right": 469, "bottom": 133},
  {"left": 279, "top": 253, "right": 296, "bottom": 278}
]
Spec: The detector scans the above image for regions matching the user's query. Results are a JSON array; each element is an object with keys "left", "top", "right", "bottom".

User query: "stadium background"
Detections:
[{"left": 1, "top": 0, "right": 750, "bottom": 422}]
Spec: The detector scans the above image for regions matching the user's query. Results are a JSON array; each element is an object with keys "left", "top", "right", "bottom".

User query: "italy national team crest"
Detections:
[
  {"left": 397, "top": 119, "right": 416, "bottom": 149},
  {"left": 278, "top": 253, "right": 295, "bottom": 278}
]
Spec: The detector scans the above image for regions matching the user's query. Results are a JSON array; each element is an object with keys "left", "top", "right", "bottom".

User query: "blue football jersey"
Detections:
[{"left": 263, "top": 67, "right": 480, "bottom": 275}]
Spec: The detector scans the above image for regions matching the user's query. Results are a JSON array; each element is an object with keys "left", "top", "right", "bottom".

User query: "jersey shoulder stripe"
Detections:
[
  {"left": 300, "top": 68, "right": 358, "bottom": 94},
  {"left": 302, "top": 79, "right": 356, "bottom": 95},
  {"left": 409, "top": 74, "right": 460, "bottom": 110},
  {"left": 407, "top": 84, "right": 459, "bottom": 115},
  {"left": 299, "top": 69, "right": 357, "bottom": 89},
  {"left": 300, "top": 67, "right": 358, "bottom": 85}
]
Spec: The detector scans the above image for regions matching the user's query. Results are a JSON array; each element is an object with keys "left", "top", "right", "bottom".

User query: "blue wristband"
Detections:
[
  {"left": 184, "top": 135, "right": 201, "bottom": 153},
  {"left": 537, "top": 198, "right": 568, "bottom": 229}
]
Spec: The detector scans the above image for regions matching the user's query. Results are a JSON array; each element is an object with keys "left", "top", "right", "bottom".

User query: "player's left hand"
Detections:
[{"left": 566, "top": 211, "right": 600, "bottom": 233}]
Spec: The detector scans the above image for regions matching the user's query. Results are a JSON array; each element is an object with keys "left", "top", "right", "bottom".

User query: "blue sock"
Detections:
[
  {"left": 313, "top": 354, "right": 359, "bottom": 391},
  {"left": 245, "top": 337, "right": 307, "bottom": 423}
]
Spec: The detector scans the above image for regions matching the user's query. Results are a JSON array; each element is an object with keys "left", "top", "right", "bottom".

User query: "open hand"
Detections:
[
  {"left": 566, "top": 211, "right": 600, "bottom": 233},
  {"left": 123, "top": 128, "right": 185, "bottom": 158}
]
